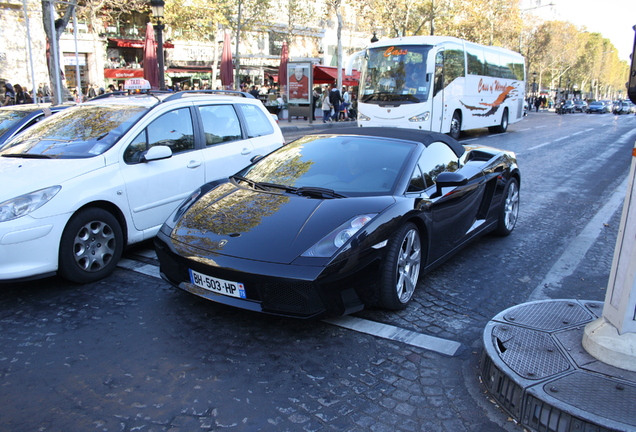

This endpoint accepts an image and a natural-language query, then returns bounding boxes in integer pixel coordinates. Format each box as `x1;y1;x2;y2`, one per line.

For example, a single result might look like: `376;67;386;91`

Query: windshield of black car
361;45;432;104
0;109;30;137
0;104;148;158
239;135;414;196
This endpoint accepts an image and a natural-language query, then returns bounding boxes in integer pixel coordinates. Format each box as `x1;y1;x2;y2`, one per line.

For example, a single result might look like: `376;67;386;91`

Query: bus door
431;50;445;133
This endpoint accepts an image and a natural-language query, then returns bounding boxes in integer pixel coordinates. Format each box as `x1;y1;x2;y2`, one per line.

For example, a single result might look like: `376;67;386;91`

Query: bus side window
434;51;444;96
444;48;465;87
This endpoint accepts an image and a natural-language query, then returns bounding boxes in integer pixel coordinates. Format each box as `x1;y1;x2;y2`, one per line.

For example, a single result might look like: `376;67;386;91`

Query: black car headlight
301;214;376;258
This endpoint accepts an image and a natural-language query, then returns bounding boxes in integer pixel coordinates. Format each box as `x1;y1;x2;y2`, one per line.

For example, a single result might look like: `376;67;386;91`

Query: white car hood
0;156;106;201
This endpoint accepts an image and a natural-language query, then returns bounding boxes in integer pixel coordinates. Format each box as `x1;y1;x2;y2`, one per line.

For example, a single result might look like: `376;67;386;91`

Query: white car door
197;104;256;182
120;107;205;232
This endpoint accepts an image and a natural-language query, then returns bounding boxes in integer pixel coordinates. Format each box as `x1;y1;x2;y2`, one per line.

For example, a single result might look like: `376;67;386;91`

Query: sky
527;0;635;63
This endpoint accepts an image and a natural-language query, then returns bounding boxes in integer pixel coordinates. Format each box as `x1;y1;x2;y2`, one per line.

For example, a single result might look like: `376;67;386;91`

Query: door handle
187;160;202;169
241;147;252;155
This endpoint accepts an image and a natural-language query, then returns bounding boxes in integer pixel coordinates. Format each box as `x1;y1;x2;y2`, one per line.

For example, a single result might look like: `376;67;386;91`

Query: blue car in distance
586;101;609;114
0;104;72;147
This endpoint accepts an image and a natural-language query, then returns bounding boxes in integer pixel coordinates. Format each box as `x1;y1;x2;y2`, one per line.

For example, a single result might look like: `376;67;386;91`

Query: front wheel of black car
379;222;422;310
494;178;519;236
58;208;124;283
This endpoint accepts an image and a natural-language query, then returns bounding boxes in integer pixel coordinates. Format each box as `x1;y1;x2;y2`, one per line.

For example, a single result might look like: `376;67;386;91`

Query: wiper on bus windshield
361;92;421;104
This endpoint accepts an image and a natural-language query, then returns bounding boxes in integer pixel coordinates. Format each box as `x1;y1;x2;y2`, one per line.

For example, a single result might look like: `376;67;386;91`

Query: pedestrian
321;87;332;123
276;92;285;119
2;82;15;106
311;87;320;121
14;84;32;104
87;84;97;99
339;86;350;121
328;83;342;122
249;85;259;98
534;97;541;112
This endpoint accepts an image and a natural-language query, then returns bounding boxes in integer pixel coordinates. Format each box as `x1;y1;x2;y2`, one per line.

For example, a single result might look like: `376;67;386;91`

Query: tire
58;208;124;283
448;111;461;140
494;178;519;236
379;222;422;310
489;108;508;133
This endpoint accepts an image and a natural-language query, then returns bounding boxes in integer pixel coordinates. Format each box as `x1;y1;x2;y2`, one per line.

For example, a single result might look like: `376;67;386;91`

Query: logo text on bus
384;47;408;57
478;78;512;94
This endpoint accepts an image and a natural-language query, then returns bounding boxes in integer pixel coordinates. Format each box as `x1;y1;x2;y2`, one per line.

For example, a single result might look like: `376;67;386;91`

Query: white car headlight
302;214;376;258
409;112;430;122
0;186;61;222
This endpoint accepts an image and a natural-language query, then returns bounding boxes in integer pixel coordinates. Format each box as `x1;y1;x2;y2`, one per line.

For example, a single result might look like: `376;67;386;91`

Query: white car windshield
0;104;148;158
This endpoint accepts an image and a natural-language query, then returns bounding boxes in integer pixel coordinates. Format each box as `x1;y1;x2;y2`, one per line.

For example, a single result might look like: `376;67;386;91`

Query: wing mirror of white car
142;145;173;162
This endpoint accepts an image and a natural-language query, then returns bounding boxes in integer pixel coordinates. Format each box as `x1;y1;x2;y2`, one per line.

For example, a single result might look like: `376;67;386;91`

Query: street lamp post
150;0;166;90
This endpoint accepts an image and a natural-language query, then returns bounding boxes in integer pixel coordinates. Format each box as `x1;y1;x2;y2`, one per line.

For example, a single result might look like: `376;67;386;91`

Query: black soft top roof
314;127;465;158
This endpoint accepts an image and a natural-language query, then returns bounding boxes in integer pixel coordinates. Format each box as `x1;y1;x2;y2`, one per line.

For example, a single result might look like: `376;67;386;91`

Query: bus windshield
361;45;433;104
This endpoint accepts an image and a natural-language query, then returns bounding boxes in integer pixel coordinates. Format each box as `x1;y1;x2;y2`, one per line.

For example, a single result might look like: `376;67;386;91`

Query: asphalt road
1;110;635;432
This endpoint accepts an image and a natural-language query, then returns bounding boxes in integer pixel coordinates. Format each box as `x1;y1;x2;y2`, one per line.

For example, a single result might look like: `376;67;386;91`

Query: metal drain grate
503;301;593;331
492;325;571;380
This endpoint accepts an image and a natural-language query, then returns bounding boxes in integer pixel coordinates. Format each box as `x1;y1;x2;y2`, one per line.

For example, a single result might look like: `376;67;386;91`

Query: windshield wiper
231;175;268;190
362;92;422;104
294;186;346;199
1;153;53;159
258;183;345;199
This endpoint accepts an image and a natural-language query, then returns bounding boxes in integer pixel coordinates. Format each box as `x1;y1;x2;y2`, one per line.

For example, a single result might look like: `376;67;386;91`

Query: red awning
313;65;359;86
104;68;144;79
108;38;174;49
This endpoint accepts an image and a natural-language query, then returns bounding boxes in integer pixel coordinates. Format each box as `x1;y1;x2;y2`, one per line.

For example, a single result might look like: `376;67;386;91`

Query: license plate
188;269;246;299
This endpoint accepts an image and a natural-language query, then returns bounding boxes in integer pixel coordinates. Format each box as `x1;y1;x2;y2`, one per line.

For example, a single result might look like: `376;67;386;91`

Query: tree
42;0;76;103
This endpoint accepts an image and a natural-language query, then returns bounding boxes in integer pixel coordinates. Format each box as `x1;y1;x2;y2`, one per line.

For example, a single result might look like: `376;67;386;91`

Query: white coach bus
348;36;526;139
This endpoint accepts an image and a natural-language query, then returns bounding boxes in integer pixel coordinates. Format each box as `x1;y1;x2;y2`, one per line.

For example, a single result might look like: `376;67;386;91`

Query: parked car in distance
561;100;575;113
617;100;634;114
0;88;284;284
573;100;587;112
155;127;520;319
586;101;610;113
0;103;73;146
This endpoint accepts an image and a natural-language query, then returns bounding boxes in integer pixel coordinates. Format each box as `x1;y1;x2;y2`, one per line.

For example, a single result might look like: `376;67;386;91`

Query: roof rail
163;90;255;102
88;91;128;101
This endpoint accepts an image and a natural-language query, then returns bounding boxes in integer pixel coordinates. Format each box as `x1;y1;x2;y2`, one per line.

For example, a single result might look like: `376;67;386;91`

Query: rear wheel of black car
494;178;519;236
58;208;124;283
379;222;422;310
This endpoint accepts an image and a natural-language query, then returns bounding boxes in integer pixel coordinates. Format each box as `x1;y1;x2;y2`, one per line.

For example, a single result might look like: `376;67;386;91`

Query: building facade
1;0;370;97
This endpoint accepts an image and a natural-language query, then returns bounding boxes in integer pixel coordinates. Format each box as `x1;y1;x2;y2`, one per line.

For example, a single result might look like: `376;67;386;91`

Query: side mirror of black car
435;171;468;197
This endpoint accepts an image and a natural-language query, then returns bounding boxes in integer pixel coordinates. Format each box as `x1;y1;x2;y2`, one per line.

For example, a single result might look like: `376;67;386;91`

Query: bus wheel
449;111;461;140
489;108;508;133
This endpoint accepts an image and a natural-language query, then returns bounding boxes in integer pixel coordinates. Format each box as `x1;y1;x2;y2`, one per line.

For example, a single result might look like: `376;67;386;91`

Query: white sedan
0;90;284;283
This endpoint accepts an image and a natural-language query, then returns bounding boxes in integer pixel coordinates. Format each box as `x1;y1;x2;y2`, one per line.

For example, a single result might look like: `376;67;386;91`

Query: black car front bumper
154;232;383;319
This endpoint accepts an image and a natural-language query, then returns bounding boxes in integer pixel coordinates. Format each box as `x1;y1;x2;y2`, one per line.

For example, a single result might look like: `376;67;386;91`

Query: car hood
0;156;106;200
171;182;396;264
